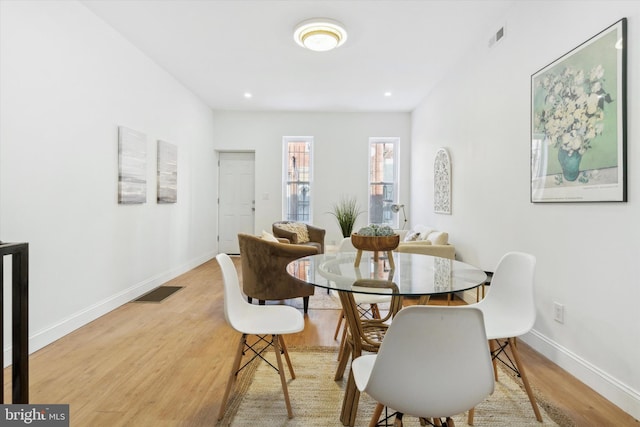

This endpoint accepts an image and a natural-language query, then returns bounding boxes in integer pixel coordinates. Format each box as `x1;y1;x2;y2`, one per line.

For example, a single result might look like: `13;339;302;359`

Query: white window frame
368;137;400;227
282;136;314;223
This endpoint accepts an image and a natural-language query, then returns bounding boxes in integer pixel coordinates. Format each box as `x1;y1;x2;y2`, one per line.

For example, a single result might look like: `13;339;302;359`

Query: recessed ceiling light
384;92;392;97
294;18;347;52
244;92;252;99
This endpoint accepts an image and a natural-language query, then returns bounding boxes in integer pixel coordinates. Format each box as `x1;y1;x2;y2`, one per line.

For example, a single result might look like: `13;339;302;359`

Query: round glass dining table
286;251;487;297
287;251;487;426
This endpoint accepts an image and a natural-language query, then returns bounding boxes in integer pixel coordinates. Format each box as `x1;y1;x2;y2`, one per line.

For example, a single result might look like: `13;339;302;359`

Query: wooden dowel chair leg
509;337;543;422
467;408;475;425
278;335;295;379
217;333;247;420
272;334;294;418
489;340;499;381
369;403;384;427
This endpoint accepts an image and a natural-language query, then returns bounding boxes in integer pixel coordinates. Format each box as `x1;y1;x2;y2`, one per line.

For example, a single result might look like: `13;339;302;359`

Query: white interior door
218;152;255;254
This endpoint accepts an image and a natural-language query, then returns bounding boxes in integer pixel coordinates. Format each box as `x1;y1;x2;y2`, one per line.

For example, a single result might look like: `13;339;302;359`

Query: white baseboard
522;329;640;420
3;251;216;368
461;289;639;420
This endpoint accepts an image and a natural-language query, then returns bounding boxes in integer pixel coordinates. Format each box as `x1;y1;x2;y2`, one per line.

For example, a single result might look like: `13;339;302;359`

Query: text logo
1;405;69;426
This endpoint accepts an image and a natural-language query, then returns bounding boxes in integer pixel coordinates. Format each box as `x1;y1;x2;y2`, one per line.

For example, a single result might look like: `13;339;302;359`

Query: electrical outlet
553;302;565;324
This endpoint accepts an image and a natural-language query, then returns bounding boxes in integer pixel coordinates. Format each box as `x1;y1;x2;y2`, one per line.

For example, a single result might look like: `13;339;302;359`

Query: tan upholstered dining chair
272;221;325;254
237;233;318;313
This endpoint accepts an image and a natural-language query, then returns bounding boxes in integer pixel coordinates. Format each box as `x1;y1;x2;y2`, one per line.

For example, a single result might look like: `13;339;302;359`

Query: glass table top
287;251;487;297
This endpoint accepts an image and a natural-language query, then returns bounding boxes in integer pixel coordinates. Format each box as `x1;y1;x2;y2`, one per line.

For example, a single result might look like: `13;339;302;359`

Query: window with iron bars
369;138;399;227
283;137;313;223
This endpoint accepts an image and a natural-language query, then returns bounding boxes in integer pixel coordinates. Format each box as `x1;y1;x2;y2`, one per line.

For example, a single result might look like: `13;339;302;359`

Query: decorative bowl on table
350;225;400;268
350;233;400;252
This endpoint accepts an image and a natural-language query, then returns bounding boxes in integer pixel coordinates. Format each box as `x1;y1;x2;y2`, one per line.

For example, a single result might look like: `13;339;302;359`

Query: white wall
0;1;217;362
411;1;640;418
212;111;411;245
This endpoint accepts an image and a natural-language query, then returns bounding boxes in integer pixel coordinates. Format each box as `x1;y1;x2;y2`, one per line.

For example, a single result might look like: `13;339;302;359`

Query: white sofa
395;225;455;259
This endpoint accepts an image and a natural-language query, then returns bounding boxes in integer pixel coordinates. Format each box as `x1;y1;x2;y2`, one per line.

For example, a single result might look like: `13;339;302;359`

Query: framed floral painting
531;18;627;203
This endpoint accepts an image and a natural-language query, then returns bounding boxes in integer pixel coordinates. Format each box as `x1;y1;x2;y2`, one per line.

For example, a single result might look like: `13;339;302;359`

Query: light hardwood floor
3;258;637;426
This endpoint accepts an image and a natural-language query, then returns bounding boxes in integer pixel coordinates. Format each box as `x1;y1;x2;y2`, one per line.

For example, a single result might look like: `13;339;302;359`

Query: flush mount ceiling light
294;18;347;52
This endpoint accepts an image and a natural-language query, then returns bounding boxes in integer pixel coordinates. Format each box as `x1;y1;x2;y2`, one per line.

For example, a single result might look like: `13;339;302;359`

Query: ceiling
81;0;514;112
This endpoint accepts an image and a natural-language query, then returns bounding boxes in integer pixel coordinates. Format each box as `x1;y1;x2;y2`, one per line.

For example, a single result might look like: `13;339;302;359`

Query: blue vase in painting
557;148;582;181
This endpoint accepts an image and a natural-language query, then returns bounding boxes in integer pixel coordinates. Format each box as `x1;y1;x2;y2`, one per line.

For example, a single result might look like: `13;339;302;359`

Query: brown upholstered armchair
237;233;318;313
272;221;326;254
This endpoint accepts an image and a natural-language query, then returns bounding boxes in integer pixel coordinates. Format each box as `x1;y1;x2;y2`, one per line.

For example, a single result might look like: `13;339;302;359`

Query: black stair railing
0;241;29;403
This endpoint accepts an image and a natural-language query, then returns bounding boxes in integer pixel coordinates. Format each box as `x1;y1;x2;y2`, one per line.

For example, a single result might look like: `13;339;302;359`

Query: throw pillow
427;231;449;245
277;222;310;243
414;225;435;241
404;231;421;242
261;230;280;243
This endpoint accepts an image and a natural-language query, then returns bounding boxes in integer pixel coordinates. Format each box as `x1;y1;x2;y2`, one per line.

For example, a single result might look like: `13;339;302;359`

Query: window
368;137;399;227
283;136;313;222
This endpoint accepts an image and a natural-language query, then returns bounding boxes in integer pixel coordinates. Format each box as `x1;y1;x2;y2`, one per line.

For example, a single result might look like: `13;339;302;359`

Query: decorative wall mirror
434;148;451;214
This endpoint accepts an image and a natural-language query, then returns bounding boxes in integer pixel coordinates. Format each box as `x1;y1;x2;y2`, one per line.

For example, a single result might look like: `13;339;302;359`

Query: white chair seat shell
230;304;304;335
472;251;537;339
352;305;494;422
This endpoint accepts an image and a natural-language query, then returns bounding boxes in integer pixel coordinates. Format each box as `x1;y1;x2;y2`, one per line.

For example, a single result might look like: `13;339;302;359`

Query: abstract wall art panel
157;140;177;203
118;126;147;204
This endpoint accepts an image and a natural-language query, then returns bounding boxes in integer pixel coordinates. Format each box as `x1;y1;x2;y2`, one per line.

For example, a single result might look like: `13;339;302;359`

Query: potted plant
328;196;362;238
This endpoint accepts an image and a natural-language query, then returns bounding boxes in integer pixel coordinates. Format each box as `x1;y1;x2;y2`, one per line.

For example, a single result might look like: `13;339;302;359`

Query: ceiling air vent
488;25;506;47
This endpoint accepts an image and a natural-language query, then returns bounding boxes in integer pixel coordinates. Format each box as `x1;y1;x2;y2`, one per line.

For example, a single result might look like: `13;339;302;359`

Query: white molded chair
468;251;542;424
216;253;304;420
352;305;494;427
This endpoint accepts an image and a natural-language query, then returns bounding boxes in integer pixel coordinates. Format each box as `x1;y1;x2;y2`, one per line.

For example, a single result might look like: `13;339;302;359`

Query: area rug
217;347;574;427
132;286;183;303
263;291;343;310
